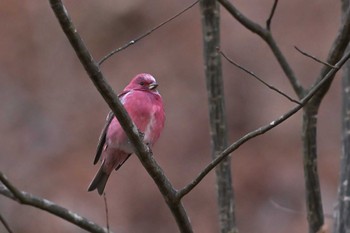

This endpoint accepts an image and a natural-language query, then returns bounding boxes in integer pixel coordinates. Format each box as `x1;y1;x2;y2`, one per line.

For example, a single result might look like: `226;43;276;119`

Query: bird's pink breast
106;89;165;153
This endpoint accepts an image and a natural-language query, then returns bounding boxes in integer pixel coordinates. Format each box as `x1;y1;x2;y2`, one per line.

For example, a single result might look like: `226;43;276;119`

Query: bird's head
125;73;159;92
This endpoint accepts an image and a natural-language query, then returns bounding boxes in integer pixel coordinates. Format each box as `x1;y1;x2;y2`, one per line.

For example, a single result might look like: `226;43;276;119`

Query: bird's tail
88;164;110;195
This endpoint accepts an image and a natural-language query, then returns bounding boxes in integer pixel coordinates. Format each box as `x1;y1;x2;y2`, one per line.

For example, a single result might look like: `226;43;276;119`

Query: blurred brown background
0;0;342;232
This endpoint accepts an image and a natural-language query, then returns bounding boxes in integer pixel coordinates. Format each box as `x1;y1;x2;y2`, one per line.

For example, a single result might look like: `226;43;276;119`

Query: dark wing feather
94;90;130;164
93;111;114;164
115;153;132;171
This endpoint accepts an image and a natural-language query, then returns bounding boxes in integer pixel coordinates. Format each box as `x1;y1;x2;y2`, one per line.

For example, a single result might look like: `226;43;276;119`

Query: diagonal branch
178;49;350;199
48;1;192;232
0;212;13;233
0;172;110;233
98;0;200;65
294;46;338;69
310;5;350;106
219;48;301;104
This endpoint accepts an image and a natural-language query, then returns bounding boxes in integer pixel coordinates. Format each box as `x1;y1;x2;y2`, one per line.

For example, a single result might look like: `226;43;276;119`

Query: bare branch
0;172;110;233
218;0;305;97
269;199;303;216
48;1;192;232
294;46;338;69
0;213;13;233
178;49;350;198
266;0;279;30
98;0;200;65
219;48;301;105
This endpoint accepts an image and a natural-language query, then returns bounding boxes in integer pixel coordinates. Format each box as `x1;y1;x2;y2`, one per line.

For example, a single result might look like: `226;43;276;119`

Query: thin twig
0;213;14;233
0;172;110;233
98;0;200;65
294;46;338;69
269;199;334;219
103;193;110;233
219;48;301;105
269;199;303;216
266;0;279;30
177;49;350;199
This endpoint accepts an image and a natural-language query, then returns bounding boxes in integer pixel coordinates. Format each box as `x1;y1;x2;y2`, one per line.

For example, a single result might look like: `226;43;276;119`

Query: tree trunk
302;106;324;233
200;1;238;232
334;2;350;233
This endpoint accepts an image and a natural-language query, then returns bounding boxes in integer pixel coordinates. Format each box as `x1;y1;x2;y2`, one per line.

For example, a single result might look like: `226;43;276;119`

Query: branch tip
294;46;338;69
266;0;279;30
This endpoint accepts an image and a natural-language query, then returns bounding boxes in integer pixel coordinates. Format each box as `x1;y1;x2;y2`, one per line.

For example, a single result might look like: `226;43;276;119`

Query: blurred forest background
0;0;343;232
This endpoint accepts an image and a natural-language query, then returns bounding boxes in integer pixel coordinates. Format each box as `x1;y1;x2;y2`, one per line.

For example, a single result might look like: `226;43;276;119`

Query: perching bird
88;73;165;195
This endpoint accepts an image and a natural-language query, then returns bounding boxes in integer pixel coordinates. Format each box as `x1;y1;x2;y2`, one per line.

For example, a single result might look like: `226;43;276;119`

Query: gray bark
200;1;237;232
334;2;350;233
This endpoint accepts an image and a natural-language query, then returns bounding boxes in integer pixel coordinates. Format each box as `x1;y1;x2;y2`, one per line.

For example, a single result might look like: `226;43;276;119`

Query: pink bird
88;73;165;195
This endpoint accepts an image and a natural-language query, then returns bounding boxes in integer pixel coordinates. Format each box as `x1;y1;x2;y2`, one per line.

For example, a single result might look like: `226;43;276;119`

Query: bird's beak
149;82;158;90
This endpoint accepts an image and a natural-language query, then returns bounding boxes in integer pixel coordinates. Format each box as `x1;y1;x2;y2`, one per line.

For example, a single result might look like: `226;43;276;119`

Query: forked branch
178;50;350;198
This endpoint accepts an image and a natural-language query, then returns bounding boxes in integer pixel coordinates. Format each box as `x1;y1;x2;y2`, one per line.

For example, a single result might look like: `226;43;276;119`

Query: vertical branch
200;1;237;233
302;106;324;233
334;47;350;233
334;1;350;232
302;2;350;233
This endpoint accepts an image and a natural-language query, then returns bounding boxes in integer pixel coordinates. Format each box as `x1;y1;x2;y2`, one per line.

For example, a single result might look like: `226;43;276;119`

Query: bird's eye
140;81;145;86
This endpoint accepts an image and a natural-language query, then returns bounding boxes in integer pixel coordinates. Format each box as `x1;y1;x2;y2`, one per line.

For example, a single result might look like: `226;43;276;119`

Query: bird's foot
138;131;145;140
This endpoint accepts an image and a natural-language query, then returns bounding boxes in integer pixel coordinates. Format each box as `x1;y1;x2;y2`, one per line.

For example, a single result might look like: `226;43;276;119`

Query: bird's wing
94;90;131;164
93;111;114;164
